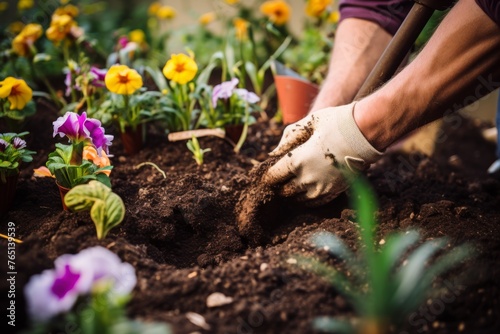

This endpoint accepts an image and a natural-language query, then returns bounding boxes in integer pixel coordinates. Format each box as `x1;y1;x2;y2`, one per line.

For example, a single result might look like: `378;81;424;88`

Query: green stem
234;103;249;153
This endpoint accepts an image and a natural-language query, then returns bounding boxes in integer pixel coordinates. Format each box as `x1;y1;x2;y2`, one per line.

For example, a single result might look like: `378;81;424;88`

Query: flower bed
1;102;500;333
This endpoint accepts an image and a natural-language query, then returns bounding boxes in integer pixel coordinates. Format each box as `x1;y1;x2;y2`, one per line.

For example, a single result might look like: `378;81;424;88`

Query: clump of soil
1;102;500;334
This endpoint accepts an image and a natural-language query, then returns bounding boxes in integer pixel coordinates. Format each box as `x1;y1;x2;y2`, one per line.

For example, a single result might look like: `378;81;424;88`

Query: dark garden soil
1;101;500;334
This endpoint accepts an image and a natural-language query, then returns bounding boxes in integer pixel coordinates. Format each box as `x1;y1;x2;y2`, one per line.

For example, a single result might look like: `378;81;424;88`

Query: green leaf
64;181;125;239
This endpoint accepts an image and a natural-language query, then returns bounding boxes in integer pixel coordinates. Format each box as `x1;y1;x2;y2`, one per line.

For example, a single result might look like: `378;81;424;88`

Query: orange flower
0;77;33;110
306;0;331;17
156;5;176;20
33;166;55;178
233;18;248;40
12;23;43;57
83;146;111;176
46;14;77;43
260;0;291;26
199;12;216;26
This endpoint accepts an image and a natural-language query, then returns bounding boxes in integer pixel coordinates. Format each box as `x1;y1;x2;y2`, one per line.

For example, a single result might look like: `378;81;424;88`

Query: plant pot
224;124;244;143
120;126;144;155
56;181;71;211
0;173;19;216
274;75;319;125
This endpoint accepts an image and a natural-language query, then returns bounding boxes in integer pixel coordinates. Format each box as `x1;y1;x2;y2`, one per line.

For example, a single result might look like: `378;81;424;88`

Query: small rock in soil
186;312;210;330
206;292;234;308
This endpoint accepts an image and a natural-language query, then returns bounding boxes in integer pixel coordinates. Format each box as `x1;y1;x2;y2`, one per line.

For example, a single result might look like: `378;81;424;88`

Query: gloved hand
263;102;383;206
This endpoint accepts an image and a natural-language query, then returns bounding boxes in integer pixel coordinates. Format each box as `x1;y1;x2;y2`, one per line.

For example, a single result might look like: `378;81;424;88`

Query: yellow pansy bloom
54;4;80;18
224;0;240;5
17;0;34;11
8;21;25;34
83;146;111;176
148;1;161;16
46;14;76;43
0;2;8;12
105;65;143;95
260;0;291;26
306;0;331;17
199;12;216;26
328;10;340;24
12;23;43;57
0;77;33;110
233;18;248;40
129;29;146;44
156;5;176;20
162;54;198;85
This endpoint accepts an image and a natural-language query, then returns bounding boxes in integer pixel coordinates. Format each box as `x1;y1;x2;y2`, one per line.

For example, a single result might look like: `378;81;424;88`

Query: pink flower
53;112;113;154
235;88;260;104
24;246;136;322
90;67;107;88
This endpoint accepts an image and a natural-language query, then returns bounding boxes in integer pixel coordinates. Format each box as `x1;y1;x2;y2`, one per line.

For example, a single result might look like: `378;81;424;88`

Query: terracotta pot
120;126;144;155
56;181;71;211
225;124;244;143
0;173;19;216
274;75;319;125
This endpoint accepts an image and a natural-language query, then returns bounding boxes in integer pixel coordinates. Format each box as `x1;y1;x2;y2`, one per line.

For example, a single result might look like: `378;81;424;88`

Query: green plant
186;135;211;166
64;180;125;239
0;131;35;182
299;177;473;334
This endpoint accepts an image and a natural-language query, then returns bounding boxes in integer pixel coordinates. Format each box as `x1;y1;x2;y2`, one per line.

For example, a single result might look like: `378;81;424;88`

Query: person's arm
356;0;500;151
310;18;392;110
265;0;500;205
310;0;412;111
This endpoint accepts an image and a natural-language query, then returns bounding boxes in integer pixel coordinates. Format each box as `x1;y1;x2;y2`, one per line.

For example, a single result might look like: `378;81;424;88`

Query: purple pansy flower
118;36;129;49
12;137;27;149
212;78;239;107
64;67;82;97
24;246;136;322
53;112;113;154
0;139;8;152
234;88;260;104
90;67;107;88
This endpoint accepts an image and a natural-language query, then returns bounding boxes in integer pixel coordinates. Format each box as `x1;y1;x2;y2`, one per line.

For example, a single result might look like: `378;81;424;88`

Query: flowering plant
0;76;35;122
162;53;199;131
0;132;35;182
34;111;113;189
23;246;169;333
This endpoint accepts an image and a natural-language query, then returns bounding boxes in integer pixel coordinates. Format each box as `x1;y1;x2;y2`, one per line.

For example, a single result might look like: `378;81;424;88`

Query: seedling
300;177;473;334
186;135;211;166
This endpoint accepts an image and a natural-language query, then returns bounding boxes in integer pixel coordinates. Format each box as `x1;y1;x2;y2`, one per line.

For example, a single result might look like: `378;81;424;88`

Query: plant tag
168;128;225;141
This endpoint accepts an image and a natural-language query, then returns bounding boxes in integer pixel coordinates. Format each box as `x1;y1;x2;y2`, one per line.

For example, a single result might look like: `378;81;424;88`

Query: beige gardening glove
264;102;383;206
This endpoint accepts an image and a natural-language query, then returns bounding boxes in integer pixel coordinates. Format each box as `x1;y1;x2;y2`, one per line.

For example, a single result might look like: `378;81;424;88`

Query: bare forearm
310;18;392;111
355;0;500;151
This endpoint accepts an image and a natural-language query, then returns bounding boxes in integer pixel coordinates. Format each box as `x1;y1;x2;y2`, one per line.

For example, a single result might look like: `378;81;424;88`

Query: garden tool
237;0;454;245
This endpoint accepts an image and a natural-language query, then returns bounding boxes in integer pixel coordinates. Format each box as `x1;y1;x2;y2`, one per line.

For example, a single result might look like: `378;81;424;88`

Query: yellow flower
46;14;76;43
148;1;161;16
129;29;146;44
0;77;33;110
12;23;43;57
260;0;291;26
199;12;216;26
60;0;70;4
54;4;80;18
83;146;111;176
17;0;34;11
328;10;340;24
156;5;176;20
8;21;25;34
162;53;198;85
233;18;248;40
224;0;240;5
306;0;331;17
0;2;8;12
105;65;143;95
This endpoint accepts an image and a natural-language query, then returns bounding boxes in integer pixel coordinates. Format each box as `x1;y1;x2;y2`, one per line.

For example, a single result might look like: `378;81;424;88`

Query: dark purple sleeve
339;0;413;35
475;0;500;26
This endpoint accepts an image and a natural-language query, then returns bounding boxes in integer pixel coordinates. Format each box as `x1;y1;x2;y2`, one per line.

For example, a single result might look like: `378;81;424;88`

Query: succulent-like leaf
65;181;125;239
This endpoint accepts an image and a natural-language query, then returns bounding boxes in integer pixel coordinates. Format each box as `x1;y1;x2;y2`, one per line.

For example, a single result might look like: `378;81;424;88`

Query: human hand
263;103;383;206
